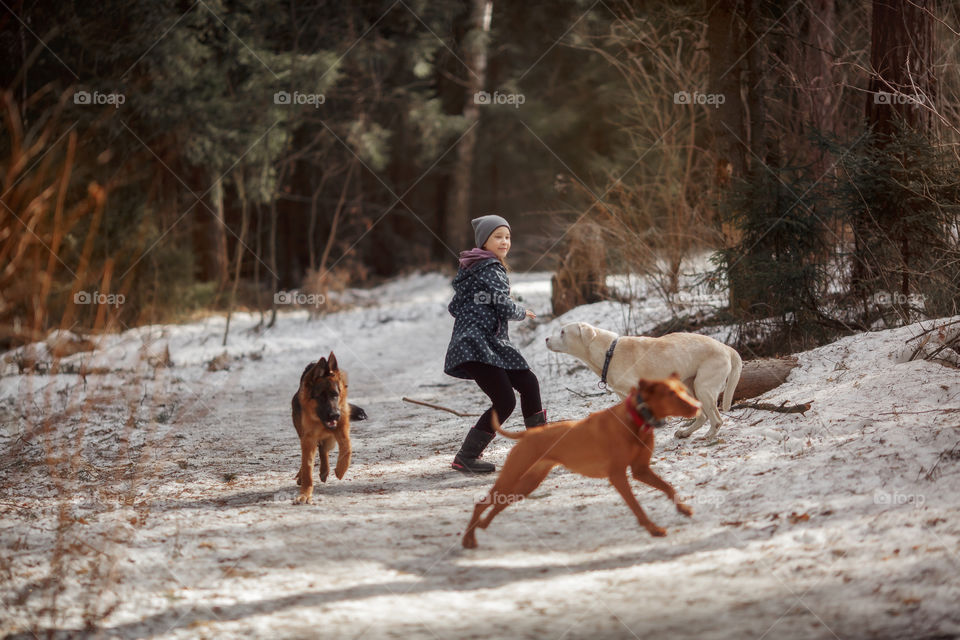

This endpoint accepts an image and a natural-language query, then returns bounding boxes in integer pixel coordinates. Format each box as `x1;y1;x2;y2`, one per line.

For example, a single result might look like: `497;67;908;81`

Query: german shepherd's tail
490;410;526;440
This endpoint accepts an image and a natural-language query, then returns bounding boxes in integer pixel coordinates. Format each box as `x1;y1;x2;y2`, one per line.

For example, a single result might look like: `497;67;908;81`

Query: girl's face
483;226;511;259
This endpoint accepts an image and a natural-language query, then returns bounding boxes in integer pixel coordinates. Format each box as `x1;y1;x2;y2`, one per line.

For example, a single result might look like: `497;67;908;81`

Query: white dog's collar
598;336;619;390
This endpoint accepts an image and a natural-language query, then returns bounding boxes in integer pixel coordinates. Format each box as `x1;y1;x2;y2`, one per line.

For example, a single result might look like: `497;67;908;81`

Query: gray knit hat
471;214;511;248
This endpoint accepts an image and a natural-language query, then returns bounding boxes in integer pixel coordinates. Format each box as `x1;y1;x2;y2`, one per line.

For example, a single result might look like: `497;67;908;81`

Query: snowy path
2;272;960;639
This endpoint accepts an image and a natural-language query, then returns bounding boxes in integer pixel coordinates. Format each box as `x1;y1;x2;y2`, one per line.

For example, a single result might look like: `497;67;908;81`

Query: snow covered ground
2;266;960;639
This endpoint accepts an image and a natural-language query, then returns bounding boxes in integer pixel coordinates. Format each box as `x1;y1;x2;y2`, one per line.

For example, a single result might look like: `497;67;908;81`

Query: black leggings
460;362;542;434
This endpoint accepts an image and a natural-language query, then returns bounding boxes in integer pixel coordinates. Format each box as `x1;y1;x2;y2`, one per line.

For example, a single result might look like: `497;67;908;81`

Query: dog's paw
647;526;667;537
462;535;478;549
320;471;329;483
676;502;693;517
674;429;691;439
293;493;313;505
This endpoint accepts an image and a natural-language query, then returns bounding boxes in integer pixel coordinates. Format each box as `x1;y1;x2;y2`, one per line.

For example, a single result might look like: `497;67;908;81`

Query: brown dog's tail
490;410;526;440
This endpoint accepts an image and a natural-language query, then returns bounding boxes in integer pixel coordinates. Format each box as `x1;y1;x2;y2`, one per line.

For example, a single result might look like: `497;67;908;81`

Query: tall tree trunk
744;0;768;177
319;160;356;277
801;0;836;177
308;170;331;271
707;0;748;313
254;200;264;330
209;177;229;288
267;163;286;329
707;0;746;181
223;171;249;346
864;0;935;139
444;0;492;252
267;194;278;328
782;0;838;276
855;0;935;300
433;174;451;260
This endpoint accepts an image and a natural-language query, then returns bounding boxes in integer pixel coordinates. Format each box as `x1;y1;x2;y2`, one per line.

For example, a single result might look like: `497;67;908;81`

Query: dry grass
552;6;721;310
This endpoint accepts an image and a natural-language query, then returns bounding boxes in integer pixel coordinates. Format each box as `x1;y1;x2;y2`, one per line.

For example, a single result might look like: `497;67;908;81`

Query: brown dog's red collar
626;394;664;431
626;400;650;431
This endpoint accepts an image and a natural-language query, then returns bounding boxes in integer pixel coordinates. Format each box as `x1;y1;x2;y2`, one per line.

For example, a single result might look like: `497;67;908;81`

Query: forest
1;0;958;353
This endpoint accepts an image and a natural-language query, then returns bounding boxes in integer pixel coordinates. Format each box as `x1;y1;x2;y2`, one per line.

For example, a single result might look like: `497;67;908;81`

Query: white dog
545;322;743;441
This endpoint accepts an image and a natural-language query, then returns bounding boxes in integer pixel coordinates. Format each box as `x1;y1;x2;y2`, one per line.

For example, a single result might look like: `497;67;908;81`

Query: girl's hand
525;309;536;319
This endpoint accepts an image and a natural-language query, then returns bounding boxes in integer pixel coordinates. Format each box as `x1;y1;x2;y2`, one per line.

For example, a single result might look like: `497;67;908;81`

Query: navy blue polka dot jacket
443;257;530;379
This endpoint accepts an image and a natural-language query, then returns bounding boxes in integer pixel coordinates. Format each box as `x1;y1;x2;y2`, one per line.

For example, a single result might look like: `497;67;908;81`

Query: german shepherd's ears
301;357;328;381
300;353;338;382
301;360;320;383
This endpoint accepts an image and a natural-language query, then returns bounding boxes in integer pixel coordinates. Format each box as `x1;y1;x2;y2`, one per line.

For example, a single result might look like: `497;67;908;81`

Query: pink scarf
458;248;498;269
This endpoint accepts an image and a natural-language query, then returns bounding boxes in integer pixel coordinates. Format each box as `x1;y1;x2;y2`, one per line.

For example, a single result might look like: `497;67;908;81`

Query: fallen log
733;356;799;401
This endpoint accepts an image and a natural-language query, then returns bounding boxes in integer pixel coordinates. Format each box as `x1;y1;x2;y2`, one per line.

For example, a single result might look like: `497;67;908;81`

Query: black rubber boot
452;428;496;473
524;410;547;428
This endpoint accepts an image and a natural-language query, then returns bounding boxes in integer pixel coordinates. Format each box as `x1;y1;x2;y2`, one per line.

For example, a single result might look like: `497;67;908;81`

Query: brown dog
462;375;701;548
292;352;367;504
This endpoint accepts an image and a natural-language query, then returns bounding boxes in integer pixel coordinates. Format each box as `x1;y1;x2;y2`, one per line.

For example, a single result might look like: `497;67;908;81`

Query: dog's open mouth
324;419;338;429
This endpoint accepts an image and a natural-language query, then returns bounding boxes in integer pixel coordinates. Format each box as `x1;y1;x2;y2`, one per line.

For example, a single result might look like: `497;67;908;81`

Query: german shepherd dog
292;352;367;504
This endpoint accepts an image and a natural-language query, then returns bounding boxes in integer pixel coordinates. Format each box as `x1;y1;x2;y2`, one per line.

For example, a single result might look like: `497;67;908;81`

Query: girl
444;215;546;473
